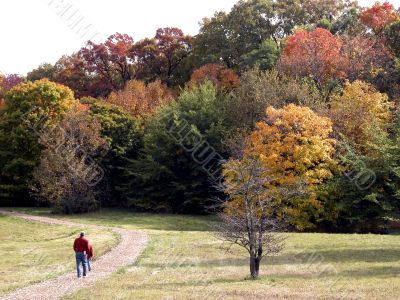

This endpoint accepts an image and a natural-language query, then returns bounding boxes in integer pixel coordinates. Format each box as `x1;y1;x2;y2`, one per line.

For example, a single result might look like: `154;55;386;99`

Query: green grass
4;208;400;299
0;213;118;296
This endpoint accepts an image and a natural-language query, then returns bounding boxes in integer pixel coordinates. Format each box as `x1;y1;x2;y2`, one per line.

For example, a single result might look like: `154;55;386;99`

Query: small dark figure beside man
73;231;94;278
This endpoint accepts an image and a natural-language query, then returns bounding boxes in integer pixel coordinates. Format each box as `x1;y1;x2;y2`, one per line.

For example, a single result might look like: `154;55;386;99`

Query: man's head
80;231;85;237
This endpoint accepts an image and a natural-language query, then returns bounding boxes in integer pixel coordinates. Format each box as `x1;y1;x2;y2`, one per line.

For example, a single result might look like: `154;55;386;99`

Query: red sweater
73;237;89;253
87;244;94;259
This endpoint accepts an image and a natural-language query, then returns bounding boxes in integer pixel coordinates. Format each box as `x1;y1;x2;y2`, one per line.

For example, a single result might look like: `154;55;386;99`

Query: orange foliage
0;98;6;110
360;1;398;33
188;64;240;90
0;75;4;99
244;104;336;229
107;80;173;119
279;28;344;84
75;101;90;112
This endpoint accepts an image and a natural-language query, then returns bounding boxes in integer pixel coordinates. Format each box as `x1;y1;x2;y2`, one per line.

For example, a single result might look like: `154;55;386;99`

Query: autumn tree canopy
2;0;400;232
0;73;24;99
79;33;135;92
187;63;240;90
244;104;337;229
360;1;398;33
107;80;173;120
385;19;400;57
279;28;343;90
339;35;393;81
229;68;322;130
31;108;108;213
329;80;393;153
26;63;57;82
131;27;192;86
0;79;75;205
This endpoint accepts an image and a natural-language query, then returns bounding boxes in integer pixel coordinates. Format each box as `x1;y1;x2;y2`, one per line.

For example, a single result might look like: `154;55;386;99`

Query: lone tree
213;157;303;279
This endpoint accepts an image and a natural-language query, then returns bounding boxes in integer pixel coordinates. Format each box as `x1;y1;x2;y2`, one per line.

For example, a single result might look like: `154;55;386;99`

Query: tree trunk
249;255;260;279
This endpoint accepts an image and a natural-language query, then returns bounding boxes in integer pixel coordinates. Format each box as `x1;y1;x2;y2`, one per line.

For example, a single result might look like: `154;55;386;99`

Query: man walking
73;231;90;278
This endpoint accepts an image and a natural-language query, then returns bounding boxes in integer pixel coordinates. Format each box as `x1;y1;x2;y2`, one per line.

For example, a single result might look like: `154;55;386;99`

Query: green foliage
331;7;363;34
194;0;279;70
385;20;400;58
319;121;400;233
229;68;322;129
0;79;75;205
317;18;332;31
2;0;400;231
84;98;141;156
119;82;230;213
238;39;279;71
194;0;360;72
26;63;57;82
82;98;143;206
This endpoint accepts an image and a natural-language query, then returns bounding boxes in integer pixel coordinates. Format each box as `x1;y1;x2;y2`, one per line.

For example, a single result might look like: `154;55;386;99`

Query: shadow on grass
269;265;400;280
125;276;247;290
139;260;400;283
270;248;400;264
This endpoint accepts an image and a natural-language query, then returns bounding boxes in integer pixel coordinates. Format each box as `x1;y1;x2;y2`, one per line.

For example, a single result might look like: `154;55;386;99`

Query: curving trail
0;210;149;300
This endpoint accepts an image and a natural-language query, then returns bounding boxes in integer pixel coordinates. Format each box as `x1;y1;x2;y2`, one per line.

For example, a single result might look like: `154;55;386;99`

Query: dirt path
0;210;149;300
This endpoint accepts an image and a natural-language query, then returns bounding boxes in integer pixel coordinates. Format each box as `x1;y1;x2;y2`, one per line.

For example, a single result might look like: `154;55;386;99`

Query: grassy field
0;213;118;296
2;208;400;299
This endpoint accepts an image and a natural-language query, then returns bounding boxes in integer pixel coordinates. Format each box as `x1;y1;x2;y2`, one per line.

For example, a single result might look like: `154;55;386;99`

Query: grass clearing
0;213;118;296
3;208;400;299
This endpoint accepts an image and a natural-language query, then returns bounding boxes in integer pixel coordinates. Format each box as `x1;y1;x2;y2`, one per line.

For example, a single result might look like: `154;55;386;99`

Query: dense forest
1;0;400;233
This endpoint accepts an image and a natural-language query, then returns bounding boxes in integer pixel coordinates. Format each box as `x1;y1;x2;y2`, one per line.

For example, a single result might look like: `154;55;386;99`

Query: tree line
0;0;400;233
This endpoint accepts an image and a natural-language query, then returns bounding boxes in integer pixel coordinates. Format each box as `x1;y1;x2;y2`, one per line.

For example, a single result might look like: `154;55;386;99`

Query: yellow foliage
6;79;75;114
329;80;393;154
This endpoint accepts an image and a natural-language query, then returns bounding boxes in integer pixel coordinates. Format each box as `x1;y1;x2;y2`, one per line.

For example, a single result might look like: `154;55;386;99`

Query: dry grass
63;231;400;299
4;208;400;299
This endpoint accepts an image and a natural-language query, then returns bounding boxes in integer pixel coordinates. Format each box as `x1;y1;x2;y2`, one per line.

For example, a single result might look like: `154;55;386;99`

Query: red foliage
339;35;393;81
3;74;24;90
279;28;344;85
79;33;135;91
360;1;398;33
54;54;104;98
188;64;240;90
0;73;24;99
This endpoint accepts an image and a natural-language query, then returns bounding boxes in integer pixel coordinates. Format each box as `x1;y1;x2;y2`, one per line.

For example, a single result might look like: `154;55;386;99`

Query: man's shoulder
74;237;88;243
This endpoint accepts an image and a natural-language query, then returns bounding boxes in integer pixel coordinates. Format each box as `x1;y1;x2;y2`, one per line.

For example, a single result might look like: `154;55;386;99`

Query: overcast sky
0;0;398;75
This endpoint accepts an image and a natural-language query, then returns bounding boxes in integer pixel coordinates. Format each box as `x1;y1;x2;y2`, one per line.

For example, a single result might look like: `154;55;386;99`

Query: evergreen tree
81;97;143;206
118;82;230;213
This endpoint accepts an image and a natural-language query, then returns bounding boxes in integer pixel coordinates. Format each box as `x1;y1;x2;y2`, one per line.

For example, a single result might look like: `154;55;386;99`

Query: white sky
0;0;398;75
